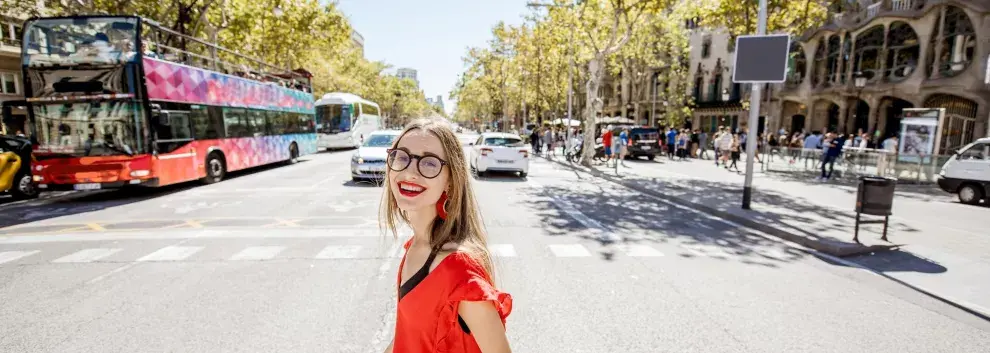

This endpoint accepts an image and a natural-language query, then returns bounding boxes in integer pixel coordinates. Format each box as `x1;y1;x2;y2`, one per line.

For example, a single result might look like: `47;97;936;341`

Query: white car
469;132;530;178
351;130;401;182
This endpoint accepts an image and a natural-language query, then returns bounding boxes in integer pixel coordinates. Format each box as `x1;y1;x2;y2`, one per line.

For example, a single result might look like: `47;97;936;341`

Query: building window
702;36;712;58
693;76;704;103
0;72;19;94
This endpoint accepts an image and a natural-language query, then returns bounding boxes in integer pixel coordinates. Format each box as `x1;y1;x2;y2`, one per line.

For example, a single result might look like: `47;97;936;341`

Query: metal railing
760;145;953;184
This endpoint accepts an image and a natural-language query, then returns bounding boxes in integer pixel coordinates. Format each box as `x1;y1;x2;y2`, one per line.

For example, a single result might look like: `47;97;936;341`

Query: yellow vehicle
1;135;39;200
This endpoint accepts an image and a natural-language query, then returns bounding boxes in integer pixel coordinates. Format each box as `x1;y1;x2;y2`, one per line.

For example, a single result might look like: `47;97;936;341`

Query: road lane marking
619;244;665;257
267;218;301;228
52;248;122;263
315;245;363;259
136;246;203;262
489;244;517;257
86;223;106;231
549;244;591;257
229;246;285;261
0;250;40;265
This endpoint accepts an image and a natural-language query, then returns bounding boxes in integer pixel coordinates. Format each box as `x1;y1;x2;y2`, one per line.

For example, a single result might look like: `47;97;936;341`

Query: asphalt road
2;135;989;353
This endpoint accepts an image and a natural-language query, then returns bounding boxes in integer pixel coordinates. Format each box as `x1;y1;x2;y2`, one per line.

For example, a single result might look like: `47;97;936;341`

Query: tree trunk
580;54;606;166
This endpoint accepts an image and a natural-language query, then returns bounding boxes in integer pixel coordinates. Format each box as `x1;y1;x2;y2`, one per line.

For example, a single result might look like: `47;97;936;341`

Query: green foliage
694;0;830;37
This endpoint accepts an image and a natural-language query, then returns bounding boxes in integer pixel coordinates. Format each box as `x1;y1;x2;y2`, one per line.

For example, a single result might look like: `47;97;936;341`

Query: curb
543;157;895;257
542;156;990;321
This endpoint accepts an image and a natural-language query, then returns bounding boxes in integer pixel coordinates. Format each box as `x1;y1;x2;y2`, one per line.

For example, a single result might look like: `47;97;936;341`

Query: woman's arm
459;301;511;353
383;339;393;353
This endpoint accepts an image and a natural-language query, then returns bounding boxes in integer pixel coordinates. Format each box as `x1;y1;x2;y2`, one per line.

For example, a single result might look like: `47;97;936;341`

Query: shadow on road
343;179;384;188
474;171;527;183
0;161;308;229
764;169;949;203
520;176;807;267
841;250;948;274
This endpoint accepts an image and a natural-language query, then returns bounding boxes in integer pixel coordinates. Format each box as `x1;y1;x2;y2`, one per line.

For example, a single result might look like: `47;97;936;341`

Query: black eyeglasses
386;148;448;179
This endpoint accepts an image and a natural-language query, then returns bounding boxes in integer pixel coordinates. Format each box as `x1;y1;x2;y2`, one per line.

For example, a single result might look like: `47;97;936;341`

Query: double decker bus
9;15;317;191
315;92;383;150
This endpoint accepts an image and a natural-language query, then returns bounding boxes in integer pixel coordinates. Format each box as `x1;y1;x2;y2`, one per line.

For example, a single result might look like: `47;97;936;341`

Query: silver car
351;130;401;182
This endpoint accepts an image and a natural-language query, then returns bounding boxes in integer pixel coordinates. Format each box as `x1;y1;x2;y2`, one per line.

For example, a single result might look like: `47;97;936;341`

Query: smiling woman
378;118;512;353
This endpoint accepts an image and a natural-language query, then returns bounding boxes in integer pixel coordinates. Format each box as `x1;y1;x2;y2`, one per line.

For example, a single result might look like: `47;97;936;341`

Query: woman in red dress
379;118;512;353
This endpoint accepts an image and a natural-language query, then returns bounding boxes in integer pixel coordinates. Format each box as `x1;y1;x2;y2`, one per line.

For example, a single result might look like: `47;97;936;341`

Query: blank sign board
732;34;791;83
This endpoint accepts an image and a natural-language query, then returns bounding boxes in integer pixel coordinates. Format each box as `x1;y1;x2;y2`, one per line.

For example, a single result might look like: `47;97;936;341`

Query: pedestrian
717;127;733;167
601;127;613;166
618;127;630;167
818;132;843;181
665;127;677;160
728;134;741;172
698;129;709;160
380;118;512;353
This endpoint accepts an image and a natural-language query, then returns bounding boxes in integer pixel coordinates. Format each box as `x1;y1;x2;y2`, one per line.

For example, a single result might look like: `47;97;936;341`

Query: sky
336;0;532;115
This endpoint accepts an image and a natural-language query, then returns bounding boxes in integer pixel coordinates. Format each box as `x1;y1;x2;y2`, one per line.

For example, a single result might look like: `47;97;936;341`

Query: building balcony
807;0;940;40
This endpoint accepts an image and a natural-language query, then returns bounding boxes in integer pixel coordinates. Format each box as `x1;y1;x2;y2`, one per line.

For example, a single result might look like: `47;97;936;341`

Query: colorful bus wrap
17;16;316;191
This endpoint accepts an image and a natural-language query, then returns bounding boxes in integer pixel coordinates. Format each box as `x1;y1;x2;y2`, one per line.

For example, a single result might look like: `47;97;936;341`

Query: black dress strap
398;249;439;300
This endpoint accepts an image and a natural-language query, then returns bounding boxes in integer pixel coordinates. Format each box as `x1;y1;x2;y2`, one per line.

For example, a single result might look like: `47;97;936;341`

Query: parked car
469;132;530;178
625;127;661;160
0;135;40;199
350;130;401;182
937;137;990;204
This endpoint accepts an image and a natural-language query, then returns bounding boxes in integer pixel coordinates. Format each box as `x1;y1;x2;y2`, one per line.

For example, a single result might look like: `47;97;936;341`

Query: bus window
223;108;249;138
247;109;266;136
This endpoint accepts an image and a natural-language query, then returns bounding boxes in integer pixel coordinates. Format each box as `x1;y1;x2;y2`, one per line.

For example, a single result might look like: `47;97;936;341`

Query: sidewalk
546;154;990;319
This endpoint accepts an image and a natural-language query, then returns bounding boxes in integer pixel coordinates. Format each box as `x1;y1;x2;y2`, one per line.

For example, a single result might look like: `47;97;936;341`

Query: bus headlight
130;170;150;177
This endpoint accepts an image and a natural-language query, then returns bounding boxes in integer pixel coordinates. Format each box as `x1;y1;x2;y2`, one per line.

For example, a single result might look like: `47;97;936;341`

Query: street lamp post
741;0;768;210
851;71;867;134
650;73;658;127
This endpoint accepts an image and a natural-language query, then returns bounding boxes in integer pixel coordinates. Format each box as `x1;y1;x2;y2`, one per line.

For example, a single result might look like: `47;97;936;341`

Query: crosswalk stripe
620;244;664;257
136;246;203;262
0;250;40;265
548;244;591;257
681;244;735;259
315;245;363;259
489;244;516;257
52;248;122;263
229;246;285;261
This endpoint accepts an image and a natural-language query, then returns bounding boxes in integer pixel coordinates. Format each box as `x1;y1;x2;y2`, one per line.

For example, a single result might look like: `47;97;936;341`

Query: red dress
393;239;513;353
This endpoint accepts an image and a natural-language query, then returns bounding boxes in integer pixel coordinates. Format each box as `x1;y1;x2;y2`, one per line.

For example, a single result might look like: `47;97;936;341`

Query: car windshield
363;134;396;147
485;137;524;147
23;17;139;67
30;101;145;156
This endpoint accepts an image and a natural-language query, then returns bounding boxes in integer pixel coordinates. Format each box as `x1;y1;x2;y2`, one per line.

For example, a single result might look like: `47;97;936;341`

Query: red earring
436;191;449;220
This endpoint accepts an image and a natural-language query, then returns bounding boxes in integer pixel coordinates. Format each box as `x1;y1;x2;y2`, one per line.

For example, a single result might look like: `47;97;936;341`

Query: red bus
6;16;318;192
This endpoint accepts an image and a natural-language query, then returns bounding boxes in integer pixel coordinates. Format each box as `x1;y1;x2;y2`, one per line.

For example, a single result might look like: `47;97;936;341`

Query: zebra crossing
0;242;795;266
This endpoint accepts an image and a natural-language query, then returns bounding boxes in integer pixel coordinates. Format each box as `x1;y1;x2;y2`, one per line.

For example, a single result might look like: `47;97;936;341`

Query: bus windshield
30;101;145;156
316;104;352;134
23;17;139;67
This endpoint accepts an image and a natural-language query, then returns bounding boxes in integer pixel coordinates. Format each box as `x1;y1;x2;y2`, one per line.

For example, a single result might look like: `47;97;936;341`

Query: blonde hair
378;118;496;281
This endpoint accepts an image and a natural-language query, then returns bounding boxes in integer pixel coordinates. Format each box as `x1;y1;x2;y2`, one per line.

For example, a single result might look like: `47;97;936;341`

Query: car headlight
352;155;363;164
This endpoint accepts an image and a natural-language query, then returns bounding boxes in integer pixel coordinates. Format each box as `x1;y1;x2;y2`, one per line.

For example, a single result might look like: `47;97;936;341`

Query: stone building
769;0;990;152
0;14;26;135
683;21;750;134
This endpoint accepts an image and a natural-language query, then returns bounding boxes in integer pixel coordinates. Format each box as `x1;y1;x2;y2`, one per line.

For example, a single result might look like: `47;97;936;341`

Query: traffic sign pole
741;0;769;210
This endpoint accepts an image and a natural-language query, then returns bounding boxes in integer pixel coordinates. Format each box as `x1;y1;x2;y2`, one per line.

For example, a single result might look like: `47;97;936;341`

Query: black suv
613;127;661;160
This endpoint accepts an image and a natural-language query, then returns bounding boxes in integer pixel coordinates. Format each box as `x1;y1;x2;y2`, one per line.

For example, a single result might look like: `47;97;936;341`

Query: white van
937;137;990;204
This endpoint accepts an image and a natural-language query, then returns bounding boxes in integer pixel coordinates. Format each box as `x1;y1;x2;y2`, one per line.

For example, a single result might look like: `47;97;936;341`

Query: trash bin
856;176;896;216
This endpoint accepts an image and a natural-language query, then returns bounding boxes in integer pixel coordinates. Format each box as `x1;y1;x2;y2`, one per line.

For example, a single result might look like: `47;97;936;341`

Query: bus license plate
74;183;102;190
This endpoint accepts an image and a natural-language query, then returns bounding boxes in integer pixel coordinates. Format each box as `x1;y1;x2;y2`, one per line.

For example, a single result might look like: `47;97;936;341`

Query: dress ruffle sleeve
434;252;512;352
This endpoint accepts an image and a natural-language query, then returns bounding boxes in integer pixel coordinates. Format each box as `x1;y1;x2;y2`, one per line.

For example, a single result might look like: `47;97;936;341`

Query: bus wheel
287;143;299;164
202;153;226;184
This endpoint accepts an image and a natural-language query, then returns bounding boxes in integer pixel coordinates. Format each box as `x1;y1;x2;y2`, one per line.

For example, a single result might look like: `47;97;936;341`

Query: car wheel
202;153;226;184
11;172;39;200
957;184;984;205
647;155;655;161
519;172;527;178
352;176;362;182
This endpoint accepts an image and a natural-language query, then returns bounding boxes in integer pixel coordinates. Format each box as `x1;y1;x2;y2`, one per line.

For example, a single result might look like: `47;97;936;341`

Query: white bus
315;92;383;150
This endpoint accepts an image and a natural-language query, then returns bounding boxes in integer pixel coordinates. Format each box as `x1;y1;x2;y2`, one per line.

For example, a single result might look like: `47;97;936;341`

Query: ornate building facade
769;0;990;152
